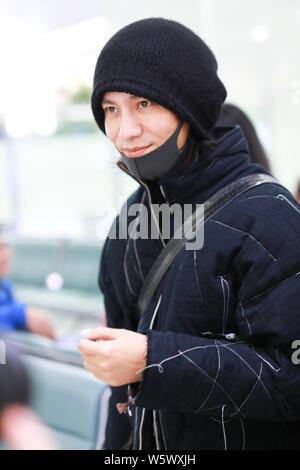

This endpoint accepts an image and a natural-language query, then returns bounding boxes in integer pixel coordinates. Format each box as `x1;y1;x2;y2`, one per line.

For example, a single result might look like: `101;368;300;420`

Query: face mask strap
119;119;189;180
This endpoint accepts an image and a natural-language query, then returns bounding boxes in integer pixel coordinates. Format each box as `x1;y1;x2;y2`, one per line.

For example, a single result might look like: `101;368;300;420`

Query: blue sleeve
0;279;27;330
1;279;14;301
0;302;27;330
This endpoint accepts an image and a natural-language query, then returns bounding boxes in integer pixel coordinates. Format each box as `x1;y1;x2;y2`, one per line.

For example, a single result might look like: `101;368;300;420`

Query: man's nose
118;113;142;141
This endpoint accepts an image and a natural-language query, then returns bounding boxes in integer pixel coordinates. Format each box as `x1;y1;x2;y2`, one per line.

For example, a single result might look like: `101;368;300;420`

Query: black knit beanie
91;18;227;141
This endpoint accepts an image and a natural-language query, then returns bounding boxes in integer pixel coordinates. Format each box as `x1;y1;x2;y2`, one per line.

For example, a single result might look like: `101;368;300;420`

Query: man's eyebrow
101;95;143;106
101;99;115;106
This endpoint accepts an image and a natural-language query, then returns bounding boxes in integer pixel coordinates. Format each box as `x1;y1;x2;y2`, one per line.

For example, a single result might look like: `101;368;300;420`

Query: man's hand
78;327;147;386
26;307;56;340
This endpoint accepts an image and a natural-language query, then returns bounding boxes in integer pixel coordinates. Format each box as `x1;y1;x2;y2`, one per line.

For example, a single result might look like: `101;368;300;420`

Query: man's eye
104;106;116;114
139;100;150;109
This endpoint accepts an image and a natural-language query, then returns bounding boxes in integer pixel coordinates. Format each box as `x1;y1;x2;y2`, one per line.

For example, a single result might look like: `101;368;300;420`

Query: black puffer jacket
100;126;300;450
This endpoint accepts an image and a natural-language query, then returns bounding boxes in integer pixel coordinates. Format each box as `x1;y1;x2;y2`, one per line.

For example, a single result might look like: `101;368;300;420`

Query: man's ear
177;122;190;150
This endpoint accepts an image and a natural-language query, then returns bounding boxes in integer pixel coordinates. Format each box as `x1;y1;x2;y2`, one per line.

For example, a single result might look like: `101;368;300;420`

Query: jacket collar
119;125;269;205
156;125;269;205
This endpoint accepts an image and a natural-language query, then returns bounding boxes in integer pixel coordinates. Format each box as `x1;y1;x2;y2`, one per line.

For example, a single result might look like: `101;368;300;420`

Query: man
0;236;55;339
79;18;300;450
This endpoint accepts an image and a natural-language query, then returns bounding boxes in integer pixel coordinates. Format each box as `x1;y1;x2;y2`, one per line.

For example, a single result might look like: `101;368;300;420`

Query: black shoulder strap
137;173;279;316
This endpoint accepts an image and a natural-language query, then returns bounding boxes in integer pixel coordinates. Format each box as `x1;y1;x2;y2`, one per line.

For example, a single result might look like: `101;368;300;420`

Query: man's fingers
80;326;122;341
78;338;102;355
78;337;114;357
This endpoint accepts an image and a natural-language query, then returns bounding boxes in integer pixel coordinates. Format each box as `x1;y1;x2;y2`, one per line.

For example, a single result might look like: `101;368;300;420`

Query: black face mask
119;121;191;181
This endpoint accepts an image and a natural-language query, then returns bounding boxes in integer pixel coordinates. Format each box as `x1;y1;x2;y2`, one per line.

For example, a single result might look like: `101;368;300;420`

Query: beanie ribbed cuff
92;77;212;140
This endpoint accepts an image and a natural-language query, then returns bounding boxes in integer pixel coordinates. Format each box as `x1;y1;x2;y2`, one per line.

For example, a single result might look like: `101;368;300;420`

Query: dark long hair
216;103;272;172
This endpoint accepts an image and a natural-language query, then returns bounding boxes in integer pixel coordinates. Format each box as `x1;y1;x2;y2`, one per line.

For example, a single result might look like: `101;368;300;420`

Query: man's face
101;92;189;158
0;240;11;278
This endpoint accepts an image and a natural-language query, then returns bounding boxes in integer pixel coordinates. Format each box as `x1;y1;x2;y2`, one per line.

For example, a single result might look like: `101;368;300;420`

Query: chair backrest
59;242;101;293
9;239;60;287
2;331;110;450
25;354;110;449
8;238;102;294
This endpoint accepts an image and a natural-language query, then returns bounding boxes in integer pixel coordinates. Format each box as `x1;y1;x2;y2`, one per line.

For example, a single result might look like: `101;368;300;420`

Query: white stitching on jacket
220;276;230;334
276;194;300;214
234;194;278;205
179;347;243;417
210;219;278;262
193;250;204;304
196;341;221;413
251;349;281;372
218;342;273;402
239;302;253;335
243;271;300;304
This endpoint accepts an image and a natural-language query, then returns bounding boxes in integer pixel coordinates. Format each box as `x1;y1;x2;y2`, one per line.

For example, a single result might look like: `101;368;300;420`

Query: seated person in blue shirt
0;237;55;339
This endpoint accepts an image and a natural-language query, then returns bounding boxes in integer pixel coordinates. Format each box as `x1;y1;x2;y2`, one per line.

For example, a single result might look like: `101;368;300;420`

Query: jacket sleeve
135;194;300;422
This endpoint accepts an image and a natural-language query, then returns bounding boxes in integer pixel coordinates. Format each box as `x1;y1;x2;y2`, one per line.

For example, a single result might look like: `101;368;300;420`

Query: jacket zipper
150;295;163;450
117;161;166;247
137;294;163;450
160;184;175;215
153;410;161;450
138;408;146;450
140;180;166;247
158;410;168;449
118;161;166;449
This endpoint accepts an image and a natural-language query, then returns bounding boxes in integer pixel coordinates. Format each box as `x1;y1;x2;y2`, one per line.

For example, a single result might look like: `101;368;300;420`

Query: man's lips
122;145;152;157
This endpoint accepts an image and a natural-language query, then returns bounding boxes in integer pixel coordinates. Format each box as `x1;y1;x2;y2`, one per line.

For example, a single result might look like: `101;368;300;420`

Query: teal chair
9;238;61;287
8;238;104;323
2;332;110;450
26;355;110;449
61;242;102;294
47;241;103;316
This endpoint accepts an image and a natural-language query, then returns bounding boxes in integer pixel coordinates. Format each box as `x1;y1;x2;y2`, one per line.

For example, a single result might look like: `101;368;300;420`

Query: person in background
0;236;55;339
295;180;300;204
0;339;56;449
216;103;272;172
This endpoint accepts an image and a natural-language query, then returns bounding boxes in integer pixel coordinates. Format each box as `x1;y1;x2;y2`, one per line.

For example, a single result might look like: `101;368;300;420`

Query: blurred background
0;0;299;450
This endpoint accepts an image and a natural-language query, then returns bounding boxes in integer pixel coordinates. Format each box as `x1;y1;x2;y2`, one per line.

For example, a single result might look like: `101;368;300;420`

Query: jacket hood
156;125;270;205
